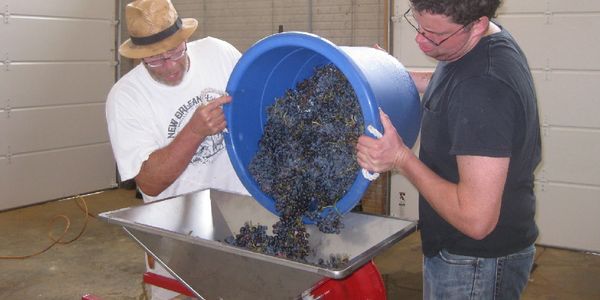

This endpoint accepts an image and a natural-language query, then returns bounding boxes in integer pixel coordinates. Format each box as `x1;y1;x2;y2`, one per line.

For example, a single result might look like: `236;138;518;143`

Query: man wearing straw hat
106;0;248;298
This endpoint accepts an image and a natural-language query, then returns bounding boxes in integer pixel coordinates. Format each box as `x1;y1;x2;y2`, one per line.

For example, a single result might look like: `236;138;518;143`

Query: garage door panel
541;128;600;186
498;1;549;13
0;63;114;108
6;104;108;154
499;0;600;13
0;144;116;211
1;0;114;19
546;1;600;12
0;17;114;61
497;15;600;70
0;116;6;155
535;183;600;252
1;1;117;210
0;157;7;205
534;71;600;128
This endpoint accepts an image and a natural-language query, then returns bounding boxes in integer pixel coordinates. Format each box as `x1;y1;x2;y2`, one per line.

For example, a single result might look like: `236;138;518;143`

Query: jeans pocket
438;249;479;265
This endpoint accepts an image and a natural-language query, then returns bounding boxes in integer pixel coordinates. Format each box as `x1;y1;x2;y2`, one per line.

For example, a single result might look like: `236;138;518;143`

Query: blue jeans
423;244;536;300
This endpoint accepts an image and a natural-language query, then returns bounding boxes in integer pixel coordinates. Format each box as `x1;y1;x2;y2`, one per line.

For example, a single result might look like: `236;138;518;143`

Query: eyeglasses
403;8;468;47
143;43;187;68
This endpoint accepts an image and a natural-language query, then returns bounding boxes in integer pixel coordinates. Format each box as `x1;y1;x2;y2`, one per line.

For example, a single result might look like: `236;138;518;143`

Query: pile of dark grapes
225;222;349;268
225;64;363;267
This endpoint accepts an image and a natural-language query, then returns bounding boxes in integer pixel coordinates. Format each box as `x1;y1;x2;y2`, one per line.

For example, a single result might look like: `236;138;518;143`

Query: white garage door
0;0;117;210
390;0;600;252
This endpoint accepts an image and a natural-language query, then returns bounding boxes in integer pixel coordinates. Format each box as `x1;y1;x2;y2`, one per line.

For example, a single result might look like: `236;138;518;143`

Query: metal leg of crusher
80;272;196;300
143;272;196;297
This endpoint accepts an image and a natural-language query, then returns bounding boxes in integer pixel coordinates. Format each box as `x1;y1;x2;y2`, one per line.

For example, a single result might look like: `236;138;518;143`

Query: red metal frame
143;272;196;297
136;260;385;299
310;260;387;300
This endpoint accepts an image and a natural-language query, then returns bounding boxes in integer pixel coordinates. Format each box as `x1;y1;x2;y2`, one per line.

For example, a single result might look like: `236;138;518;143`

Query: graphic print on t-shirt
166;88;225;165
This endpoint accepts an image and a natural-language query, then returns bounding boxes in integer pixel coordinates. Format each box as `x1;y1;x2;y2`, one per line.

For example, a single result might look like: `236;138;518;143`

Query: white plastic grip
361;125;383;181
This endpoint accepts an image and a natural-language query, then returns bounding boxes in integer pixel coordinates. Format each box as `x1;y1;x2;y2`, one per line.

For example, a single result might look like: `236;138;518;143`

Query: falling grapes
305;209;345;234
225;64;363;267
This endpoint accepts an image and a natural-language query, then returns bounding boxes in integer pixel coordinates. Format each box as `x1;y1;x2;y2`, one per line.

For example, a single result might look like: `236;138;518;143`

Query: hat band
130;18;183;46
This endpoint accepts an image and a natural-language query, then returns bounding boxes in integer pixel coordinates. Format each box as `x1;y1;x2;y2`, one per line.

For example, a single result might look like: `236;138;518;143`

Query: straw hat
119;0;198;59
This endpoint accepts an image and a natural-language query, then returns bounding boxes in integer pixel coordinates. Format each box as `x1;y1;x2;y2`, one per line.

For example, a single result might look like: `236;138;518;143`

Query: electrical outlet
397;192;406;207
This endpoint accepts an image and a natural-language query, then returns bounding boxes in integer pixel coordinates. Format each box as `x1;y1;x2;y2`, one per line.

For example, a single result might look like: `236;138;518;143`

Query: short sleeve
106;86;159;181
447;76;518;157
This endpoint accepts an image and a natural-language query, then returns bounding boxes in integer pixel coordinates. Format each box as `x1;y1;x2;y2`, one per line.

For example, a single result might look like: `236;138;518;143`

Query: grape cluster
305;209;345;234
226;64;363;266
224;222;273;254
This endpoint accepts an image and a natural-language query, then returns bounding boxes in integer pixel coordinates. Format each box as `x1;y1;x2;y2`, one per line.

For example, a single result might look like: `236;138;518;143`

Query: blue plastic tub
224;32;421;220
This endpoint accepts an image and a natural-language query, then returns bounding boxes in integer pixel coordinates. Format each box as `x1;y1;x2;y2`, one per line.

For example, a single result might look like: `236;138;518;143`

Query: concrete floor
1;188;599;299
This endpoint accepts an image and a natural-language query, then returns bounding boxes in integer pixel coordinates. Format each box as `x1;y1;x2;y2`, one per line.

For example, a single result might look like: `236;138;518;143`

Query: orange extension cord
0;195;92;260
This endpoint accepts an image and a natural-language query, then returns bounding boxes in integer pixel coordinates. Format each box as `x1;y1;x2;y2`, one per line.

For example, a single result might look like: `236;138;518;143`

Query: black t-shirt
419;26;540;258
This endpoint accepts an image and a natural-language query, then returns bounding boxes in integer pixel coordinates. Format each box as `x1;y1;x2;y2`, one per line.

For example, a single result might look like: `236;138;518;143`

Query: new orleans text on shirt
167;95;203;138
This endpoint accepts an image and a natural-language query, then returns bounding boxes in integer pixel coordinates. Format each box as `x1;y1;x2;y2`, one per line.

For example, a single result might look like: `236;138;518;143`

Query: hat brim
119;18;198;59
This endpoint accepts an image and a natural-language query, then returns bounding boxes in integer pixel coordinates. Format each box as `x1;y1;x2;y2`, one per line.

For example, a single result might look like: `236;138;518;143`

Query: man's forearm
135;125;206;196
134;97;230;197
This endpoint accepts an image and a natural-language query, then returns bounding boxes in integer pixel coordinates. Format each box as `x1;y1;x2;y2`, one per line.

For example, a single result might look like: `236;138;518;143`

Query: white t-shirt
106;37;249;202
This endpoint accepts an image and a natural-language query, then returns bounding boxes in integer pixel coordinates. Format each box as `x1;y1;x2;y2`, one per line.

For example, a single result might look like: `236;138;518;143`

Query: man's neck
485;22;501;37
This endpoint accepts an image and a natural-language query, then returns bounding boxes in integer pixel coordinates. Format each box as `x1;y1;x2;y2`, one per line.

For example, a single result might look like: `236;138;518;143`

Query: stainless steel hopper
99;189;416;299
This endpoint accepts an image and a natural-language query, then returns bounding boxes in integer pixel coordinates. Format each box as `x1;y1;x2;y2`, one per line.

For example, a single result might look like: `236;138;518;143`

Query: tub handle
361;125;383;181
